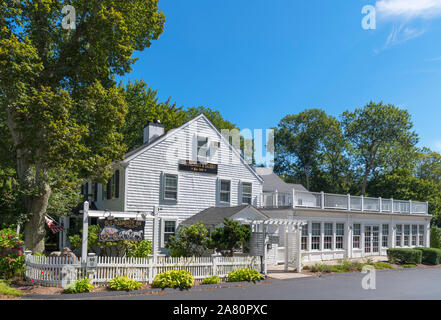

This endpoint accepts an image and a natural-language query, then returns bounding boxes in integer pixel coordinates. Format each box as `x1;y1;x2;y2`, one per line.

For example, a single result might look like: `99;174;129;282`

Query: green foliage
305;260;394;273
0;279;22;297
63;278;94;294
201;275;221;285
227;268;264;282
0;229;24;279
414;247;441;265
153;270;194;289
387;248;422;265
127;240;153;258
430;226;441;249
108;276;142;291
209;219;251;256
0;0;166;252
368;169;441;221
342;101;418;195
274;109;344;191
401;264;417;268
166;222;210;257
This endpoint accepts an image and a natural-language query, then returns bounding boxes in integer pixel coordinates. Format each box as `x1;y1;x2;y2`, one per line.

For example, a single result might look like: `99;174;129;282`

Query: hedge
414;247;441;265
430;226;441;249
387;248;422;265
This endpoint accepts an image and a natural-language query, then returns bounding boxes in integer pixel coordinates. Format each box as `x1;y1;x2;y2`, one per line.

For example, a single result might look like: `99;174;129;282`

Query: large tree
342;102;418;195
0;0;165;252
274;109;342;191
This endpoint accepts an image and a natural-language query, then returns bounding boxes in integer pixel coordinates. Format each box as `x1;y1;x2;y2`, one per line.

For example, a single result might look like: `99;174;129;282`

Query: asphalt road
69;266;441;300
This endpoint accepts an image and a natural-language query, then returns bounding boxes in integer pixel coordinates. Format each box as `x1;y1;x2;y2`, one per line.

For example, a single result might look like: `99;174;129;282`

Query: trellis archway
237;218;306;274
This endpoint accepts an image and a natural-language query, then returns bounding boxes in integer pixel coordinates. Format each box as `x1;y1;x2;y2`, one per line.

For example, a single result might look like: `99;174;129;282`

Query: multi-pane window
241;182;252;205
412;225;417;246
311;223;321;250
219;180;231;203
336;223;344;249
163;221;176;246
418;225;424;246
382;224;389;247
197;136;209;163
164;174;178;201
396;225;402;247
404;225;410;246
301;224;308;251
353;224;361;249
324;223;333;250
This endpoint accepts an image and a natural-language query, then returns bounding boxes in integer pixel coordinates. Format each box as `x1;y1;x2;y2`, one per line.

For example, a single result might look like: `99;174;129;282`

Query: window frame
301;224;308;251
161;219;177;247
353;223;361;249
219;179;231;204
311;222;321;251
323;223;333;250
382;224;389;248
396;224;402;247
336;223;344;250
241;182;252;205
163;173;178;202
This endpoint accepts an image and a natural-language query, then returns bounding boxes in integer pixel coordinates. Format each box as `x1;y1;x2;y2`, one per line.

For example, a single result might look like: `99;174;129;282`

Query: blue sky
119;0;441;153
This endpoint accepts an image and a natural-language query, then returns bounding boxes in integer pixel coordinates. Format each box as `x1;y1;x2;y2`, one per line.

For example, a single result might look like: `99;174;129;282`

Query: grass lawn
0;279;23;298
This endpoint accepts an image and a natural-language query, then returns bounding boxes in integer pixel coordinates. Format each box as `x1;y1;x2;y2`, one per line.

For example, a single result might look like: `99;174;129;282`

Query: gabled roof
253;166;307;193
122;114;263;183
181;205;268;227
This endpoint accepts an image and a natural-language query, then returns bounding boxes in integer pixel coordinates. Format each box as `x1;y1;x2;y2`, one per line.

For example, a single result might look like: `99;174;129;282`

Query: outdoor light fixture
104;210;114;220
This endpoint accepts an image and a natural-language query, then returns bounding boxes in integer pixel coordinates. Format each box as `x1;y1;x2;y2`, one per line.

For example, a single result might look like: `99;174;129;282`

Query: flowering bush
0;228;25;279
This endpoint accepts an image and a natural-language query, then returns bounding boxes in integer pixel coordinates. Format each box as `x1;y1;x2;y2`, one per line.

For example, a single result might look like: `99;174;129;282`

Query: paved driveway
88;266;441;300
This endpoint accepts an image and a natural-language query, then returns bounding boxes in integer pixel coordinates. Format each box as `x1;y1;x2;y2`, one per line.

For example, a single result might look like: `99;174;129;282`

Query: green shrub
0;279;22;297
402;264;417;268
430;226;441;249
227;268;264;282
387;248;422;265
63;278;94;294
414;247;441;265
153;270;194;289
372;262;394;270
0;228;25;279
308;264;332;273
108;276;143;291
127;240;153;258
201;276;221;285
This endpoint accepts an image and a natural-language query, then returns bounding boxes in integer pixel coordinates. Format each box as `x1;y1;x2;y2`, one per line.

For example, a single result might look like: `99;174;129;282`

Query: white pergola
236;218;306;274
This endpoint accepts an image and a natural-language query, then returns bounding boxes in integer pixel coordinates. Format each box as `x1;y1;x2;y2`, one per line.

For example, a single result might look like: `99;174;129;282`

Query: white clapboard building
80;114;432;263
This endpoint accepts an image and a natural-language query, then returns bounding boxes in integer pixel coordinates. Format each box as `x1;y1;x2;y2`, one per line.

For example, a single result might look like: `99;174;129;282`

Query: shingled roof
181;205;268;227
253;167;307;193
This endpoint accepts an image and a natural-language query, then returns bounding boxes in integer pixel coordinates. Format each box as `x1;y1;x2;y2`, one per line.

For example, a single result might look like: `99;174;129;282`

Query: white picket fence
24;254;261;287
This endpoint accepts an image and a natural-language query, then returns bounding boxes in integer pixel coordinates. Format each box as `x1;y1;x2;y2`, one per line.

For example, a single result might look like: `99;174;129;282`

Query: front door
364;225;379;255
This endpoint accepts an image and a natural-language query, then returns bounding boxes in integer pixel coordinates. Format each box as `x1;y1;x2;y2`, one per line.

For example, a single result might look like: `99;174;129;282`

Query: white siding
122;116;263;249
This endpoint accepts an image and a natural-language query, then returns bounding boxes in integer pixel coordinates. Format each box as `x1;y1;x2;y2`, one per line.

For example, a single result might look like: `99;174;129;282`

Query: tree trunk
6;108;51;253
20;160;51;253
361;166;371;196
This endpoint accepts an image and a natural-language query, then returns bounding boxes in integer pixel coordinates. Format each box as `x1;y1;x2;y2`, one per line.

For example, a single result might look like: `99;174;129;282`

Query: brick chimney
143;119;164;144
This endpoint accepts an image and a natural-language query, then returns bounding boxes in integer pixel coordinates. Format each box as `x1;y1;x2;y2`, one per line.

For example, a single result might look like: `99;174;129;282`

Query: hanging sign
98;219;145;242
178;160;218;174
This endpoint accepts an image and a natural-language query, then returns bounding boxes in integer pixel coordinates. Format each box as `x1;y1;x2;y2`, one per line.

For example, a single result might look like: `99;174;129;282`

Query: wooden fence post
81;201;89;263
